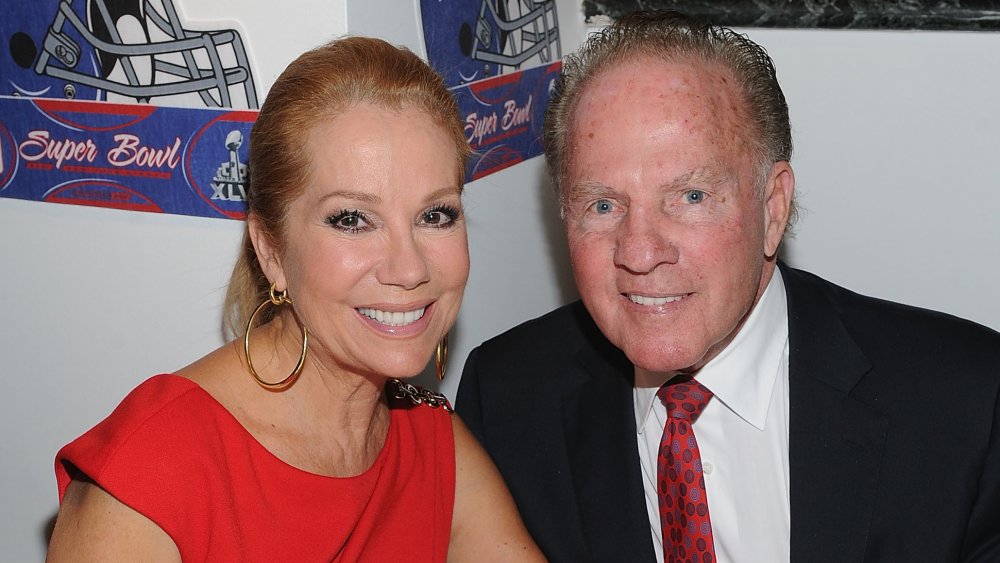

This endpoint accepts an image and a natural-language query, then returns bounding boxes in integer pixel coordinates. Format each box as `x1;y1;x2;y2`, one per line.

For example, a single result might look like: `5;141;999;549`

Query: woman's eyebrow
316;190;381;205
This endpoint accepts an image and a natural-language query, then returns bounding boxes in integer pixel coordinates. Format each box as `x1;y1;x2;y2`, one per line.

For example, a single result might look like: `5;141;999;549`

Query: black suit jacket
457;265;1000;562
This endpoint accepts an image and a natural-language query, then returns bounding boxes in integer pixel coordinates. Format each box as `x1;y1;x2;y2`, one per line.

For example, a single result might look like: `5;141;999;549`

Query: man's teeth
628;294;684;306
357;307;426;327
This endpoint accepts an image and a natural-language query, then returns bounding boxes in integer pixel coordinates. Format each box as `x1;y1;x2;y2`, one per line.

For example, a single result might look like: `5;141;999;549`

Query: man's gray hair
543;10;796;225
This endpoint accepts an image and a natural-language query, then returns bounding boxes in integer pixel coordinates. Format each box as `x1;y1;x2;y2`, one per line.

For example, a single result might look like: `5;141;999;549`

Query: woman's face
254;103;468;379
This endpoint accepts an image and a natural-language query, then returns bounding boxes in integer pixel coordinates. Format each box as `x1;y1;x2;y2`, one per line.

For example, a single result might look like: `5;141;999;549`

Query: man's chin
621;343;706;375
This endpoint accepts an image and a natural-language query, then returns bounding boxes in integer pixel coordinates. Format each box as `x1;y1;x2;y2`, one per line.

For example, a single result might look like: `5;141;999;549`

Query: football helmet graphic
3;0;258;108
421;0;561;87
459;0;560;72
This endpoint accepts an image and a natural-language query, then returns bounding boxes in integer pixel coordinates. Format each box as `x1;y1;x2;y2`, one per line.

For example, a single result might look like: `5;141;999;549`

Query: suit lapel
783;265;888;562
559;311;658;563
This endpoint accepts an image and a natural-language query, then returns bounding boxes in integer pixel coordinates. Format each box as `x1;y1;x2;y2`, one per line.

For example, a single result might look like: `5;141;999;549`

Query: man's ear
248;213;286;290
762;161;795;258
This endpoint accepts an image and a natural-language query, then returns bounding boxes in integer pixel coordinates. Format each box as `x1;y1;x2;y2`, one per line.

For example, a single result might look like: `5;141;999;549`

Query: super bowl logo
212;130;248;202
184;111;256;219
0;96;259;219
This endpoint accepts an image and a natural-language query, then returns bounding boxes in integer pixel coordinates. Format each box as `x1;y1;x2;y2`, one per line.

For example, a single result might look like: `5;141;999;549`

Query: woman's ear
248;213;286;290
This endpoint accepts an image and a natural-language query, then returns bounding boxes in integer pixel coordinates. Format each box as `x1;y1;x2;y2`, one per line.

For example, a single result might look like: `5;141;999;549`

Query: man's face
562;57;793;375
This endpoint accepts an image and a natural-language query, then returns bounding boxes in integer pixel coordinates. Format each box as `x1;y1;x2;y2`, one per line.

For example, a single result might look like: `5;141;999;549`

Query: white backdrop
3;2;1000;560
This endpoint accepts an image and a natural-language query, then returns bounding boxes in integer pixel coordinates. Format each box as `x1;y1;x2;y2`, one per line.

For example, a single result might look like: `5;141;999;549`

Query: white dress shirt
634;269;790;563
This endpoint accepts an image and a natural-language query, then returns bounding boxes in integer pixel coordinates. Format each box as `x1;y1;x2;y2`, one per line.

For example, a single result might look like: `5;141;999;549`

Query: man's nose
613;209;679;274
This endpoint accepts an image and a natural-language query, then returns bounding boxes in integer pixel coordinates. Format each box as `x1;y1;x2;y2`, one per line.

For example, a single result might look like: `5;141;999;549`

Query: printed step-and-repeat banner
1;0;568;218
419;0;563;181
0;0;258;219
0;97;254;219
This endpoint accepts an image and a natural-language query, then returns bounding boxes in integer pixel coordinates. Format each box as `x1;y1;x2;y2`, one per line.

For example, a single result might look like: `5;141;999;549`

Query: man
457;10;1000;563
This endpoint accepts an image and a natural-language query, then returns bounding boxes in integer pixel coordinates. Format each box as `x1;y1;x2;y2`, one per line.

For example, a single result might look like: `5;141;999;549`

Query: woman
46;37;544;562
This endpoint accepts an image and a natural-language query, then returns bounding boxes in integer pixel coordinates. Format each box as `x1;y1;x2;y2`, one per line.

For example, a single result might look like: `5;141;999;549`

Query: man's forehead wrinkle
576;65;742;149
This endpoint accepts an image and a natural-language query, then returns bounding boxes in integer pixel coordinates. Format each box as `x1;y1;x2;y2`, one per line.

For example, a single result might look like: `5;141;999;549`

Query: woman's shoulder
70;374;217;440
386;379;456;463
53;373;254;560
63;374;209;452
55;374;234;499
114;373;205;418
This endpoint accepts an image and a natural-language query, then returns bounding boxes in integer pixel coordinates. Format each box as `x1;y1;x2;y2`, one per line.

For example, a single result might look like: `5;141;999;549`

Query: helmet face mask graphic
421;0;561;87
458;0;560;76
3;0;258;108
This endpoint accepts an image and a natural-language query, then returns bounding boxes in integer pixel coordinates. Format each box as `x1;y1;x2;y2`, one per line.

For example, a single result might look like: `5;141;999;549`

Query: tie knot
656;377;714;422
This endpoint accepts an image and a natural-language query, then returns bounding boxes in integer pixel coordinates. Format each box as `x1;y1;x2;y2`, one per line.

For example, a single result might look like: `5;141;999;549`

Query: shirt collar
634;268;789;433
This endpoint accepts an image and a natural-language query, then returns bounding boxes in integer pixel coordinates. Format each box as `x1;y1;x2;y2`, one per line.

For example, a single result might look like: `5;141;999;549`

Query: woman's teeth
357;307;426;327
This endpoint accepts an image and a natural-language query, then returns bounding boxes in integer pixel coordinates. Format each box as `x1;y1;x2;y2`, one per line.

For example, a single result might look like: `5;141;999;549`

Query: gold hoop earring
244;283;308;389
435;333;448;381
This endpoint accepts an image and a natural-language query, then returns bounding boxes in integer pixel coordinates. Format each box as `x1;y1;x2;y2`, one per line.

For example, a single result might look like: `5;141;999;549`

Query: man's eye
591;199;615;214
684;190;707;204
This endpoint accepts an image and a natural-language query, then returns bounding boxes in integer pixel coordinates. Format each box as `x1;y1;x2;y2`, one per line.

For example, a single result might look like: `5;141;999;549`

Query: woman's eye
591;199;615;214
327;210;370;232
421;205;461;227
684;190;707;204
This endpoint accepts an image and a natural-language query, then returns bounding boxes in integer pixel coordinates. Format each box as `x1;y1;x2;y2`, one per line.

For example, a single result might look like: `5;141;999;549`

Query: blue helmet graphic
2;0;257;108
422;0;561;87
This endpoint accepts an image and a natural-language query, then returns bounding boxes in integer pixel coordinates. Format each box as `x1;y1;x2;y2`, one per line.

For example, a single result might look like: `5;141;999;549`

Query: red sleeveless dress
55;374;455;561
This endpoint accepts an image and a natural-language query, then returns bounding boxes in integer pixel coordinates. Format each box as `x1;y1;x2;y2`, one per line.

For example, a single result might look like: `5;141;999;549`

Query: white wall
761;28;1000;330
3;6;1000;561
0;2;348;561
0;201;246;560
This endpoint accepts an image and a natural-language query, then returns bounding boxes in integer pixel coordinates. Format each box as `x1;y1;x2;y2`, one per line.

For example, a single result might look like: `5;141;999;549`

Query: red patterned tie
656;376;716;563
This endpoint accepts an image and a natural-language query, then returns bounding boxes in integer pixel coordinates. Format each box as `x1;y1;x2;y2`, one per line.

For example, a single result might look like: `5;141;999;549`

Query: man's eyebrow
566;180;617;201
660;168;734;191
567;168;733;198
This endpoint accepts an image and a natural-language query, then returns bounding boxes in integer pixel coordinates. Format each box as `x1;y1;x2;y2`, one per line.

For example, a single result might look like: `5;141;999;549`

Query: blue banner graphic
0;96;256;219
1;0;258;109
421;0;563;181
419;0;561;88
453;61;560;181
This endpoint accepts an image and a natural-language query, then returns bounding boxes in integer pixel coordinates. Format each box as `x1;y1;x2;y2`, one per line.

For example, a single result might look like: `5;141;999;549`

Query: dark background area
583;1;1000;30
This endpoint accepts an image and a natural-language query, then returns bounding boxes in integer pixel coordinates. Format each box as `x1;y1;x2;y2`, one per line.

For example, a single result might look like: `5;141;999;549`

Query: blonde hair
223;37;471;335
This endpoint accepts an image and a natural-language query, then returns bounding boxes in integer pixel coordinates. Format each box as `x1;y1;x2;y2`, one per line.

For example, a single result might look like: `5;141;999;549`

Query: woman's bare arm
449;416;546;562
47;479;181;562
